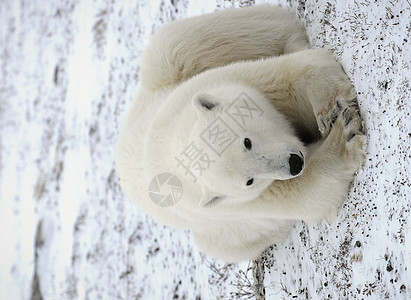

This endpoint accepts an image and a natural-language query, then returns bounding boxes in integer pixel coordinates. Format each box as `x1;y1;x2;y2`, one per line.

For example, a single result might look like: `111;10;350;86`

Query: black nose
289;153;304;176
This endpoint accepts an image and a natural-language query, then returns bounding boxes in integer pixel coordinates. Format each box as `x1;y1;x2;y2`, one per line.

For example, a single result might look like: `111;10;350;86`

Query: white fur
116;5;366;262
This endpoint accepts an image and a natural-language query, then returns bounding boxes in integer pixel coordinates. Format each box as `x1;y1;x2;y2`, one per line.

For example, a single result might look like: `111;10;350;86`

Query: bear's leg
317;93;364;138
140;5;309;90
230;108;366;222
213;48;363;140
271;48;364;139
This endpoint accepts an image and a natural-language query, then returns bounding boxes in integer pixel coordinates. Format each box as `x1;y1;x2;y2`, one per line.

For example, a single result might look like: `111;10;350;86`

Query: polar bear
115;5;366;262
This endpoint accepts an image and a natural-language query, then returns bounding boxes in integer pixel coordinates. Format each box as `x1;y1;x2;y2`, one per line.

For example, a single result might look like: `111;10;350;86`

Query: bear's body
116;5;366;262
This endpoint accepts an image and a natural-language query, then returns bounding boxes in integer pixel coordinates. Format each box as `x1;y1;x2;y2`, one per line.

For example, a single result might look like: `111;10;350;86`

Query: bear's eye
244;138;252;150
246;178;254;186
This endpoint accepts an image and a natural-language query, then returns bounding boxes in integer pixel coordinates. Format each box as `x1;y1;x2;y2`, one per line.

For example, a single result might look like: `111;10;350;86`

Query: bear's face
189;86;306;208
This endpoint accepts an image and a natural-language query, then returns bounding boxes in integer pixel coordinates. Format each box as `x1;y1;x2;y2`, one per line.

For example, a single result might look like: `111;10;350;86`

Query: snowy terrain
0;0;410;299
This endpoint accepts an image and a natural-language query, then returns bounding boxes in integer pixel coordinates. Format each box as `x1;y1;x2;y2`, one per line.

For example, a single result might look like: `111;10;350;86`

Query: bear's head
188;85;306;208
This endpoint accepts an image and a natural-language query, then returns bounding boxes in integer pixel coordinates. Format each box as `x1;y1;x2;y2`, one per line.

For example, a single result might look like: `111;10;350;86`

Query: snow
0;0;410;299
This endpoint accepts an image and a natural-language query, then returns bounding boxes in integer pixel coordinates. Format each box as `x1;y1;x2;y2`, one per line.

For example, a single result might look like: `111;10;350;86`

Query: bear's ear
193;93;219;113
199;185;225;208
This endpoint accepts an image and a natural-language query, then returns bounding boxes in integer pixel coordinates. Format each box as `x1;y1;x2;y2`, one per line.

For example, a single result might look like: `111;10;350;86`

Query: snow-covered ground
0;0;409;299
